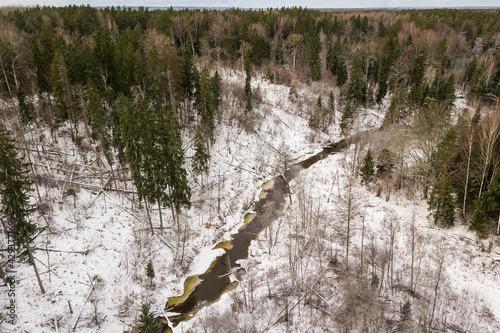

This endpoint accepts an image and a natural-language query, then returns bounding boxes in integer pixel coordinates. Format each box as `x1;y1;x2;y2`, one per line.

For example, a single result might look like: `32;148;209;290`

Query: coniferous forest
0;5;500;333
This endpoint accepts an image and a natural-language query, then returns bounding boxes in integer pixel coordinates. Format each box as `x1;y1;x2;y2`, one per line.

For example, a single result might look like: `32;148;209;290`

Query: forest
0;5;499;333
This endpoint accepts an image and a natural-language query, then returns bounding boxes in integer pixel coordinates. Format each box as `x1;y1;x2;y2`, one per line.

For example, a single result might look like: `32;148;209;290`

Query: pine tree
51;51;69;120
376;34;400;103
429;127;458;226
146;260;155;286
31;23;55;94
117;95;144;200
0;125;45;294
470;176;499;238
400;300;411;322
340;100;353;138
308;32;322;82
275;37;285;65
434;179;455;227
346;67;367;105
244;55;252;113
199;67;216;143
376;148;395;177
471;105;481;125
326;36;339;76
17;88;32;125
336;57;348;87
86;79;112;163
211;70;222;111
160;108;191;229
360;148;375;183
464;55;478;84
192;125;210;176
328;90;336;124
182;50;196;103
137;304;160;333
309;95;322;130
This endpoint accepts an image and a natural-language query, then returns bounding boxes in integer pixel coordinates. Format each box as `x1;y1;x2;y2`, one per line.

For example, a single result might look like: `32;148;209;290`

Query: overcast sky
2;0;499;9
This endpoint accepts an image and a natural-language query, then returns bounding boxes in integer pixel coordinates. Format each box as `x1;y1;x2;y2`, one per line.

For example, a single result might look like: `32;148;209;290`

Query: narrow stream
159;140;346;331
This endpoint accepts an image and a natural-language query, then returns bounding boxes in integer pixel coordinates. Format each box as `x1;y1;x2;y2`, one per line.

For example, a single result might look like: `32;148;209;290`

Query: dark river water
159;139;346;331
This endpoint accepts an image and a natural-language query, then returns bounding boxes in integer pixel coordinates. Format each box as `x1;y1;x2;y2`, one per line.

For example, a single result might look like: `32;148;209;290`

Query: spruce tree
429;127;458;226
275;37;285;65
17;88;32;125
192;125;210;176
199;68;215;141
86;79;112;163
326;36;340;76
471;105;481;126
400;300;411;323
328;90;336;124
31;23;55;94
244;55;252;113
340;100;353;138
309;95;322;130
308;32;322;82
211;70;222;111
160;108;191;229
0;125;45;294
360;148;375;183
434;179;455;227
376;34;400;103
51;51;69;120
346;67;367;105
336;57;348;87
470;176;499;238
146;260;155;286
137;304;160;333
117;95;144;200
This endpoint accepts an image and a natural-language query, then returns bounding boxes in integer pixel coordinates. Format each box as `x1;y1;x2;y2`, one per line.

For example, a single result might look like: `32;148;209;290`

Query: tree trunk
360;211;365;274
0;54;12;96
158;199;163;234
346;194;351;272
26;242;46;294
410;215;416;294
144;199;154;235
462;151;471;217
430;253;445;326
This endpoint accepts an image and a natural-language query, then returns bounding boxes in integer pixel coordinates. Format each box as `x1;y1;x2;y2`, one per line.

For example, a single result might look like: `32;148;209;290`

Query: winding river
158;139;347;331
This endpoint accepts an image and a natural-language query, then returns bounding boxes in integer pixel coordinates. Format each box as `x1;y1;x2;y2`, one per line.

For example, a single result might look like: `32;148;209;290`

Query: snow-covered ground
1;69;498;332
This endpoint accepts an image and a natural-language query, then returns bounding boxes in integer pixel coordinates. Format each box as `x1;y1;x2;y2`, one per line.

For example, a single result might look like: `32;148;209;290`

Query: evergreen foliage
17;88;32;125
199;67;216;141
360;148;375;183
146;259;155;285
0;125;36;247
309;95;322;130
346;67;367;105
470;176;499;238
376;34;400;103
192;125;210;176
429;127;458;227
471;105;481;126
244;55;252;113
308;32;322;81
328;90;335;124
137;304;160;333
376;148;395;177
340;100;353;138
275;37;285;65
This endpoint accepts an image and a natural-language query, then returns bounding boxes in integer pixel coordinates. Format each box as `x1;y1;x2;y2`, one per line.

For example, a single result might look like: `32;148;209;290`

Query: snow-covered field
1;69;499;332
